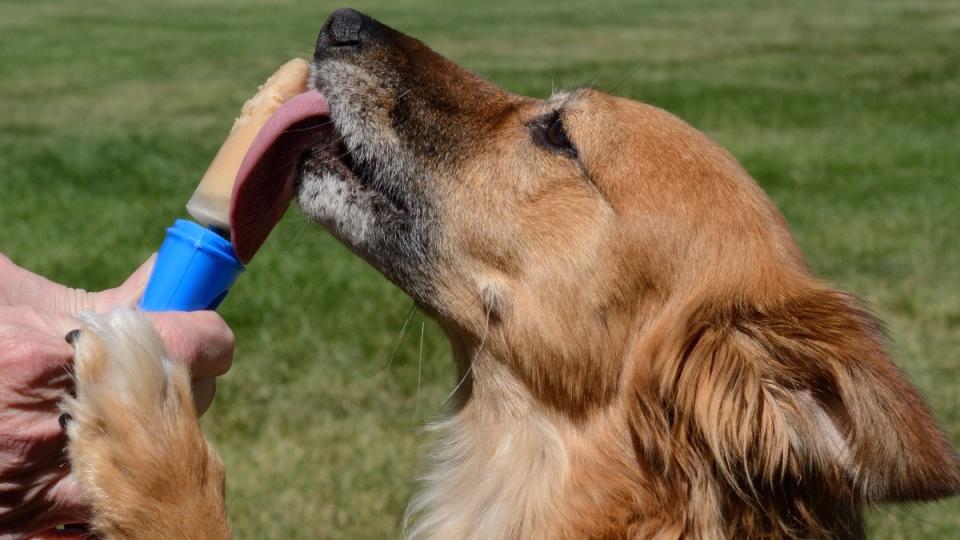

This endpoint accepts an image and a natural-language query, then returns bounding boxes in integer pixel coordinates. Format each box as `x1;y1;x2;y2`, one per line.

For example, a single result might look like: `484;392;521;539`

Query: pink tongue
230;90;330;263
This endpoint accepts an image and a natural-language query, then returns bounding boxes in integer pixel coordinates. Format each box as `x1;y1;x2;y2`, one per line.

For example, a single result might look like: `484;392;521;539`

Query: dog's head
300;9;788;404
297;7;958;524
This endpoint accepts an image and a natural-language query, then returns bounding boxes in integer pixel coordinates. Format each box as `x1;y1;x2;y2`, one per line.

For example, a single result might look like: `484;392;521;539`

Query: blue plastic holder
139;219;245;311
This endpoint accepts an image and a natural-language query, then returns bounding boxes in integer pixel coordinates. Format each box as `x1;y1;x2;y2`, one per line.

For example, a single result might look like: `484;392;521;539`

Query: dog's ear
636;287;960;505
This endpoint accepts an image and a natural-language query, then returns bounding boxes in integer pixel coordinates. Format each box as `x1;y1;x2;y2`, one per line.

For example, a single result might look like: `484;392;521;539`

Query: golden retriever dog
62;8;959;539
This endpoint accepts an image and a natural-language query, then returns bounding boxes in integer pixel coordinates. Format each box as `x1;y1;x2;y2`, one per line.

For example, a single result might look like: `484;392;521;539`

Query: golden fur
63;311;229;539
63;9;959;539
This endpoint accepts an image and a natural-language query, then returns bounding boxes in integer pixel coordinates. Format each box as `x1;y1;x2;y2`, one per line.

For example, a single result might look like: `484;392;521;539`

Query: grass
1;0;957;537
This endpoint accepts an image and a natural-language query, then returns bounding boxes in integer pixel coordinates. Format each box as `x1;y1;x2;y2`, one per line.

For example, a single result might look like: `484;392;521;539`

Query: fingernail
59;413;73;430
65;329;81;346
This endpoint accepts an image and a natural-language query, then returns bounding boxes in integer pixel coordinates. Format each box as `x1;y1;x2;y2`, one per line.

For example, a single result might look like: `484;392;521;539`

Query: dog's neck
403;345;641;540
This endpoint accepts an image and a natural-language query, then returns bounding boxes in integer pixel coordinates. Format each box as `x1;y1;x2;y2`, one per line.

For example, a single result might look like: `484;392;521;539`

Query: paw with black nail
65;329;81;346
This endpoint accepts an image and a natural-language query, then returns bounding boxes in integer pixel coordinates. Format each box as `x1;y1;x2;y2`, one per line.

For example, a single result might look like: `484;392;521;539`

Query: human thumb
92;254;157;312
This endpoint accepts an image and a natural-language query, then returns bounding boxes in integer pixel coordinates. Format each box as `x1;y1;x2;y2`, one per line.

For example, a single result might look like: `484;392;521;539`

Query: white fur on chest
403;372;573;540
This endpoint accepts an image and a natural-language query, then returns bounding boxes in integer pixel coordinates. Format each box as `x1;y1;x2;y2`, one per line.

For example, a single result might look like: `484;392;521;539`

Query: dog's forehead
546;90;573;105
543;89;590;110
540;88;614;123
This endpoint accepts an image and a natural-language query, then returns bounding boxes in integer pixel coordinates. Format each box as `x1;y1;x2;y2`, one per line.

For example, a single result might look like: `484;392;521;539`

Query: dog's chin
295;135;435;305
296;136;408;250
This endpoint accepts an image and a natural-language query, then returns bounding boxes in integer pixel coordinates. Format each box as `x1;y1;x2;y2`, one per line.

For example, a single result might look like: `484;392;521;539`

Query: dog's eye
546;115;571;149
532;111;577;157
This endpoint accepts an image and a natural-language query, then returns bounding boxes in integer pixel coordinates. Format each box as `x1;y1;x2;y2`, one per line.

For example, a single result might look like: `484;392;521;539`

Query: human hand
0;254;234;413
0;254;234;535
0;305;85;535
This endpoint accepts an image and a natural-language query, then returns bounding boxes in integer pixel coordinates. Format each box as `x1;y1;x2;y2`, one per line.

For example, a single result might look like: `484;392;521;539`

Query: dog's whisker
380;302;417;372
443;304;492;404
278;215;312;224
277;49;310;59
547;61;565;97
273;221;311;253
412;318;425;426
315;146;354;166
295;132;347;156
291;220;310;249
443;357;473;405
317;134;349;154
395;86;414;102
282;118;336;134
605;60;647;96
299;140;354;170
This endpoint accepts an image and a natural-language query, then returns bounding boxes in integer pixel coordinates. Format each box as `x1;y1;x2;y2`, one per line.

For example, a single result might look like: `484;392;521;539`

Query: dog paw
62;309;231;539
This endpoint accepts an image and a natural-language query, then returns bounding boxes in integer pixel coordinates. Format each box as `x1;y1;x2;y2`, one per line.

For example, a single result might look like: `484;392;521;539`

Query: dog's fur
63;311;229;539
63;9;959;539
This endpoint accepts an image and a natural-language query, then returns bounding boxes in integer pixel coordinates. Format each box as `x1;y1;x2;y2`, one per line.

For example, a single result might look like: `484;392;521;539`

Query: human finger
191;377;217;416
145;310;234;378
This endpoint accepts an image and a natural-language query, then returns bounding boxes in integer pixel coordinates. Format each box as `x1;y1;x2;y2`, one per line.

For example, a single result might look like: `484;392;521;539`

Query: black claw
64;329;81;346
59;413;72;431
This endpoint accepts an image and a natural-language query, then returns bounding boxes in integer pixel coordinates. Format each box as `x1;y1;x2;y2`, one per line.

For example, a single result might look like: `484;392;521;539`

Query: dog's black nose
318;8;367;49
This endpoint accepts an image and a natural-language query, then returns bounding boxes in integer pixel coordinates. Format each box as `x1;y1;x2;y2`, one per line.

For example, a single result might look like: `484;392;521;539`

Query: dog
62;8;959;539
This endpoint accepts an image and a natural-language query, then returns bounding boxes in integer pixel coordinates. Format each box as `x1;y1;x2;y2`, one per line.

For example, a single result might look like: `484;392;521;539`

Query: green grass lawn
1;0;958;537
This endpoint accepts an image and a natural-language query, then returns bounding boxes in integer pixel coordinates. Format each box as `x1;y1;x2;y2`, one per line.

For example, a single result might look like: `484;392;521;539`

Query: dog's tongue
230;90;330;263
